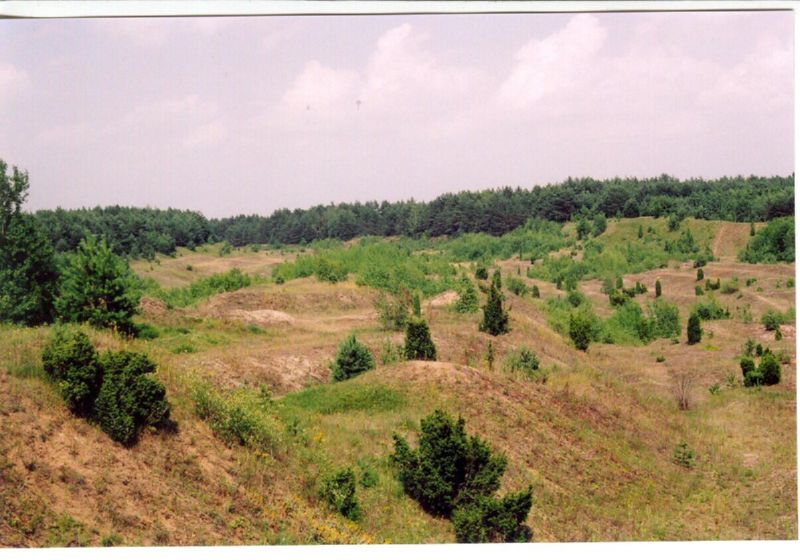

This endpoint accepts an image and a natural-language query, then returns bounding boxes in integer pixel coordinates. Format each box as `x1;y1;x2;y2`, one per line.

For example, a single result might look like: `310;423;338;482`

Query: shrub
94;351;170;446
480;283;510;336
475;264;489;280
391;410;533;542
687;312;702;345
404;317;437;361
331;334;375;382
569;310;594;351
739;216;794;263
693;296;729;320
746;277;757;287
321;468;361;521
646;299;681;339
531;285;540;298
720;278;739;294
762;309;786;331
655;279;662;298
695;285;704;296
412;292;422;317
506;276;528;297
673;442;696;468
55;235;140;334
375;292;410;330
667;214;682;231
758;352;781;386
133;323;160;340
454;276;480;313
42;328;102;416
503;347;542;382
452;492;534;543
696;268;704;281
740;357;757;386
608;289;629;307
708;382;720;395
315;258;348;283
743;338;756;357
380;339;404;365
656;355;665;363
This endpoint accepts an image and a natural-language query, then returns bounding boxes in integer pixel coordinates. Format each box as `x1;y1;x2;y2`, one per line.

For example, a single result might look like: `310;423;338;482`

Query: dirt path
712;222;750;262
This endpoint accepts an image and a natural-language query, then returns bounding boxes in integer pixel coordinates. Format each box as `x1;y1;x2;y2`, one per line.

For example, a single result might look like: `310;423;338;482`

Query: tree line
30;173;794;256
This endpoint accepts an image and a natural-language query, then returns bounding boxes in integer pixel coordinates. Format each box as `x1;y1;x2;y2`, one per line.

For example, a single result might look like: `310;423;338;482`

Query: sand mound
429;291;459;307
229;309;295;326
139;296;169;317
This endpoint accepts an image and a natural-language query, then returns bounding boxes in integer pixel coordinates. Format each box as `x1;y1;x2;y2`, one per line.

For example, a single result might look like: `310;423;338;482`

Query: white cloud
497;14;607;108
282;60;359;112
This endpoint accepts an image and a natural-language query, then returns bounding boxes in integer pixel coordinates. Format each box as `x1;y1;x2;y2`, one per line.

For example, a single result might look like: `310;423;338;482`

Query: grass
0;217;796;545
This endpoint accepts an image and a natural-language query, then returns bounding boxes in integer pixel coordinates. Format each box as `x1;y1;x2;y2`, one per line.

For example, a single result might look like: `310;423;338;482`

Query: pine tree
480;283;509;336
696;268;704;282
55;235;140;334
331;333;375;381
531;285;540;298
655;279;662;298
687;312;702;345
454;276;479;313
404;317;437;361
0;161;59;326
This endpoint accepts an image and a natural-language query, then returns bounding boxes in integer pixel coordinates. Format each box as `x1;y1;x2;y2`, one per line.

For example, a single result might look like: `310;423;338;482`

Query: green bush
655;279;662;298
133;323;160;340
452;492;533;543
758;352;781;385
321;468;361;521
94;351;170;446
503;347;544;382
531;285;540;298
380;339;405;365
404;317;437;361
480;283;510;336
646;299;681;339
331;334;375;382
569;310;594;351
475;264;488;280
693;296;729;320
672;442;696;468
375;291;410;331
315;258;349;283
42;328;102;416
696;268;704;281
454;276;480;313
152;268;252;308
391;410;533;542
761;308;793;331
739;216;794;263
506;276;528;297
687;312;702;345
695;285;704;296
740;357;758;386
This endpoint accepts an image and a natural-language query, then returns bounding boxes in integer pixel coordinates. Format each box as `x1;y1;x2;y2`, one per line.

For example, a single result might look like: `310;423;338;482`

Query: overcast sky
0;10;793;218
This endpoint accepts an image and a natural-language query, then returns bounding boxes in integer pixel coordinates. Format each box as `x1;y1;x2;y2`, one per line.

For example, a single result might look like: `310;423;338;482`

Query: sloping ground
1;219;796;545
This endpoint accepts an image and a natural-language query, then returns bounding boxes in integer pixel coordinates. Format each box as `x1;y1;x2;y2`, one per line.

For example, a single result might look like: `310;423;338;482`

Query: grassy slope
0;219;796;545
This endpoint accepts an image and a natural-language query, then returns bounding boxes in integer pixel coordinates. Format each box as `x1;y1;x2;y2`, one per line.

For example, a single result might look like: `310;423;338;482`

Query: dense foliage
739;216;794;263
42;328;103;416
331;334;375;382
55;235;141;334
321;468;362;521
31;175;793;253
404;317;437;361
687;312;702;345
454;275;480;313
95;350;171;445
41;328;171;444
391;410;532;542
143;268;253;308
480;282;510;336
0;160;59;326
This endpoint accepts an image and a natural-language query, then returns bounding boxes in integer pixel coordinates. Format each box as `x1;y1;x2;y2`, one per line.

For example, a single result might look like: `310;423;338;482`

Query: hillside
1;218;796;545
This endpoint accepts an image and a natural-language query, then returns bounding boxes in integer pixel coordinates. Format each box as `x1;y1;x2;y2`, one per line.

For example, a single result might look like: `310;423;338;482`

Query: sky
0;10;794;218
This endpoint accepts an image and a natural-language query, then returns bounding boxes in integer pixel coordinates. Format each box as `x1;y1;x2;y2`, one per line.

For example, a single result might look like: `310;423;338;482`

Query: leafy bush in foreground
94;351;170;446
739;216;794;263
391;410;533;542
42;328;102;416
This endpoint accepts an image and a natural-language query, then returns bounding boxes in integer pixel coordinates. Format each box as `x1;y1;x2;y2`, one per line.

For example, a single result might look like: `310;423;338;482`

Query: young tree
576;217;590;241
0;160;59;326
531;285;540;298
480;282;510;336
637;224;644;239
686;312;702;345
592;213;607;237
412;292;422;317
55;235;140;334
454;275;480;313
569;311;593;351
655;279;662;298
696;268;704;282
758;351;781;385
740;356;757;386
404;317;437;361
331;334;375;382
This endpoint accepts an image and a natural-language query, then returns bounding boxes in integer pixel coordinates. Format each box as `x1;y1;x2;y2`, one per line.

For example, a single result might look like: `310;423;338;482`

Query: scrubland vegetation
1;159;796;545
